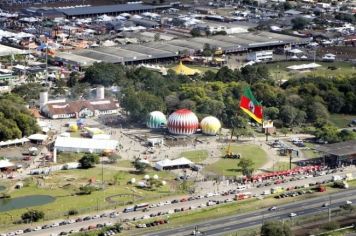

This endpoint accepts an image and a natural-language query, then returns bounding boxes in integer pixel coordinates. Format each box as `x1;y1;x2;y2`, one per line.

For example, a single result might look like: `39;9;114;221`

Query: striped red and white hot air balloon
167;109;199;135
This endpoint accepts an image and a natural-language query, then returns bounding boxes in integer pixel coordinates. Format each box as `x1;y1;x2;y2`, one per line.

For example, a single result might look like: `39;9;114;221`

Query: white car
346;200;352;205
289;213;297;217
15;230;24;235
51;222;59;227
33;226;41;231
165;200;171;205
269;206;277;211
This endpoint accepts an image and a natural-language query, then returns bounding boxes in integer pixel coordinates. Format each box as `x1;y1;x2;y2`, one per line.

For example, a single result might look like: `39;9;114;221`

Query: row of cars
2;212;121;236
136;219;168;228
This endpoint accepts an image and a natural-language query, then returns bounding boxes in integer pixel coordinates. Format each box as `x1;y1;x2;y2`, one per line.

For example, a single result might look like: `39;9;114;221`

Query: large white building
53;136;119;163
247;50;273;62
40;87;120;119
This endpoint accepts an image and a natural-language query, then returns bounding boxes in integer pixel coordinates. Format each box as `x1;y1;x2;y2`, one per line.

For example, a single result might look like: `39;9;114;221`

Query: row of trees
0;94;39;141
78;63;355;134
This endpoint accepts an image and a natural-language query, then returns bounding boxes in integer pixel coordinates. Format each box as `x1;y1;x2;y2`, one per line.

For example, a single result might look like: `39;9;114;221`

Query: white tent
54;137;118;153
28;134;48;142
0;159;14;169
0;137;29;147
287;63;321;71
288;48;303;54
155;157;193;171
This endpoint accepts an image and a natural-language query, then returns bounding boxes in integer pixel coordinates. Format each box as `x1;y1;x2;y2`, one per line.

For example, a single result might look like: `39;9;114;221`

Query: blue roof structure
58;3;166;17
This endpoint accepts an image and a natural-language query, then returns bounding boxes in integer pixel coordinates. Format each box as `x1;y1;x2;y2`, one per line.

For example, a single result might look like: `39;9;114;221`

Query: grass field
265;61;355;81
0;166;178;227
180;150;208;164
204;144;268;176
329;114;355;128
272;162;296;171
116;160;133;168
57;152;84;164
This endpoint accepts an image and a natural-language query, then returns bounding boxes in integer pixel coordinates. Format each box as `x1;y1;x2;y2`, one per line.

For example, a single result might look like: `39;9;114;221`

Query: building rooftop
316;140;356;157
57;3;164;16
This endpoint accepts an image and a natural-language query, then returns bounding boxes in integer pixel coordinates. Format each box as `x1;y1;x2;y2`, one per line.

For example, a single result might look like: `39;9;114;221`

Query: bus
134;203;149;211
123;206;135;213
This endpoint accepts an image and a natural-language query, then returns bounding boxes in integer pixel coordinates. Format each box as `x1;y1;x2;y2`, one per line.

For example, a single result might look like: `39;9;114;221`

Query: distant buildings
40;87;120;119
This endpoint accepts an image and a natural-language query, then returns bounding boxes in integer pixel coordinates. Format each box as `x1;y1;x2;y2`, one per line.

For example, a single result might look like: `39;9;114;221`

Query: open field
329;114;355;128
0;166;178;227
272;162;296;171
204;144;268;176
265;61;355;81
180;150;208;164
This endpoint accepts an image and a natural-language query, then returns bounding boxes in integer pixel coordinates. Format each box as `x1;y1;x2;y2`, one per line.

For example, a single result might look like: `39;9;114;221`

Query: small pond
0;195;55;212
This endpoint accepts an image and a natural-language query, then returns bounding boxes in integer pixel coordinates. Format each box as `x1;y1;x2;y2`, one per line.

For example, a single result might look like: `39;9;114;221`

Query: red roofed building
40;87;120;119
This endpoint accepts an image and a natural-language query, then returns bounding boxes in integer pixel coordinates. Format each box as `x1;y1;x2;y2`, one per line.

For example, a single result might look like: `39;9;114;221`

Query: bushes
21;210;44;223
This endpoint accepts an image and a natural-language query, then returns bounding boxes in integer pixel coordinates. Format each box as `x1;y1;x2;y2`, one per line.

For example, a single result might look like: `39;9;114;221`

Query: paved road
7;167;356;236
145;189;356;236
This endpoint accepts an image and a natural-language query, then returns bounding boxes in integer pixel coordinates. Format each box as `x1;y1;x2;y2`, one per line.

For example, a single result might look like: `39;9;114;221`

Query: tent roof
28;133;48;141
287;63;321;70
172;61;201;76
0;159;14;168
156;157;193;168
54;137;118;150
0;137;29;147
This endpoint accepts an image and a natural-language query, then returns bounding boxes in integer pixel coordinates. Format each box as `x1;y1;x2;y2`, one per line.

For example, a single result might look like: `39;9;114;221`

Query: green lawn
57;152;84;164
329;114;355;128
116;160;133;168
265;61;355;81
204;144;268;176
180;150;208;164
0;166;178;227
271;162;295;171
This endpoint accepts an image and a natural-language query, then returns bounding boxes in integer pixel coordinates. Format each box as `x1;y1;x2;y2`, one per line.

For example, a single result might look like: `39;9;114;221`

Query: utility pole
289;149;293;170
328;195;332;222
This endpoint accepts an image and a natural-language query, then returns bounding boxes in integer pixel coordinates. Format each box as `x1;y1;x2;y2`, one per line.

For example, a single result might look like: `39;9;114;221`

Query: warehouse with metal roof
316;140;356;167
54;32;310;66
57;3;169;18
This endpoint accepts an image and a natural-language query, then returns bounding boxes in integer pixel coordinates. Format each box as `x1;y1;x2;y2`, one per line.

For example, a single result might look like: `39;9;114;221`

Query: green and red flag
239;87;263;124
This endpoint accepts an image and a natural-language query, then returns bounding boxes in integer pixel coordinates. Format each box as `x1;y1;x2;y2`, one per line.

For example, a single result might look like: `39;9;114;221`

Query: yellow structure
69;124;78;132
200;116;221;135
172;61;201;76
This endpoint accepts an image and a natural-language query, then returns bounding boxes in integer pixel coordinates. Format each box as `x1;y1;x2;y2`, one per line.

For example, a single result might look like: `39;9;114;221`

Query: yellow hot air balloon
200;116;221;135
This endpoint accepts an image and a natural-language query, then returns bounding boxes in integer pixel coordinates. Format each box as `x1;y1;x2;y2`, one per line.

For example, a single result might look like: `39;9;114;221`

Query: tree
12;83;43;102
261;221;292;236
154;33;160;41
291;17;310;30
264;107;279;120
21;210;44;223
67;71;80;87
238;158;255;177
280;127;289;136
190;28;201;37
79;153;100;169
134;159;148;174
339;129;355;142
202;43;213;57
314;124;340;143
83;62;126;86
0;94;39;140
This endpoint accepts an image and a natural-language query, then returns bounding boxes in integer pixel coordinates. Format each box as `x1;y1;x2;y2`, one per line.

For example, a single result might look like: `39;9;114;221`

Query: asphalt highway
5;168;356;236
145;189;356;236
